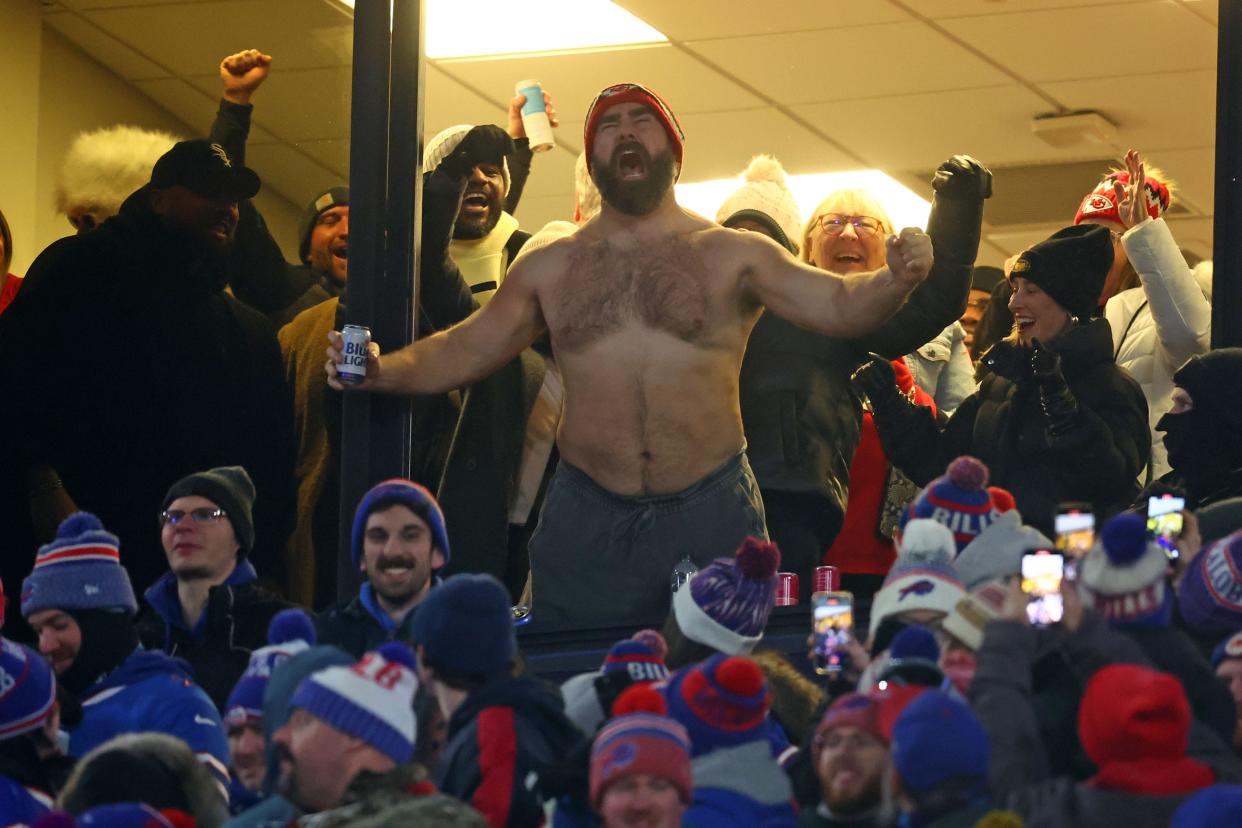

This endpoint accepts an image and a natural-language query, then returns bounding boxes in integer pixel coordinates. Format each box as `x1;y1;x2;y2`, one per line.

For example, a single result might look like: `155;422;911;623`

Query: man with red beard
328;83;934;629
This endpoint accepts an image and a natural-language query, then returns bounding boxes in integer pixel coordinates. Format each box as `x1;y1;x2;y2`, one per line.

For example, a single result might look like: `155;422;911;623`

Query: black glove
979;340;1029;383
851;355;904;416
1030;338;1079;437
931;154;993;201
437;124;515;181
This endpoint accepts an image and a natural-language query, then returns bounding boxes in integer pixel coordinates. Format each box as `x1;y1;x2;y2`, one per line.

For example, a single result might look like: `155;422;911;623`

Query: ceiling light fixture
676;171;932;234
329;0;667;59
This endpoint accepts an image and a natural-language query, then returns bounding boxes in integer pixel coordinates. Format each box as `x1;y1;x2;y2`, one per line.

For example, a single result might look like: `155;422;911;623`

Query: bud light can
338;324;372;385
776;572;799;606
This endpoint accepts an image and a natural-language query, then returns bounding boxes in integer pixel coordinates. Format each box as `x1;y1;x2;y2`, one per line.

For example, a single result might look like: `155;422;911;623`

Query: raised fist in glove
851;355;901;414
1030;338;1079;437
438;124;515;181
931;154;993;201
979;340;1030;383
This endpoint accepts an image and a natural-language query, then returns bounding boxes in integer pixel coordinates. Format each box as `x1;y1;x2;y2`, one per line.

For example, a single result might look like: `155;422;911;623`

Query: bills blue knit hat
1080;513;1172;627
672;537;779;656
1171;784;1242;827
902;457;999;553
290;642;418;765
601;639;669;684
224;609;317;730
1180;529;1242;636
21;512;137;618
0;637;56;740
892;690;989;794
410;574;514;676
351;478;450;570
663;653;770;758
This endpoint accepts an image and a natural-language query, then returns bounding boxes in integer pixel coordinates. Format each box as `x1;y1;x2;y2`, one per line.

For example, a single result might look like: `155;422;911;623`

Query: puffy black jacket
314;592;419;661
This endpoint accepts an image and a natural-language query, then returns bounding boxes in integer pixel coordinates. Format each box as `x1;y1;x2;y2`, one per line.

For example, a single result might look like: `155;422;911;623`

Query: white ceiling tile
1163;216;1215;261
132;77;220;135
793;85;1065;171
674;109;860;182
182;71;349;142
939;1;1215;83
83;0;352;77
614;0;910;40
53;0;208;8
435;43;763;129
1040;70;1216;155
424;66;511;140
1146;147;1216;215
245;142;342;207
919;0;1148;19
296;138;349;176
684;21;1013;107
43;12;169;79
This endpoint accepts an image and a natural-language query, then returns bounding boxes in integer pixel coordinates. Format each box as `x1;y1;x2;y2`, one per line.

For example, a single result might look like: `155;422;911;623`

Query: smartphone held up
812;591;854;675
1148;494;1185;561
1022;550;1064;626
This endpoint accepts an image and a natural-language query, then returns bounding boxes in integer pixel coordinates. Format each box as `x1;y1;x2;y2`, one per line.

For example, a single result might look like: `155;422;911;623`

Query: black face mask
59;610;139;697
1157;408;1242;491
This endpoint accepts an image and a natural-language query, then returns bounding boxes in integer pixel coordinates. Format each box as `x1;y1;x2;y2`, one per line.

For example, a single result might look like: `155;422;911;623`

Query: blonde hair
801;188;894;264
1106;159;1177;204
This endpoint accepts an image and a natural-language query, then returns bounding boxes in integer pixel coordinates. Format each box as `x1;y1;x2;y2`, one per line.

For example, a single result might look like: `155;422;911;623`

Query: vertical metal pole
337;0;424;602
1213;0;1242;348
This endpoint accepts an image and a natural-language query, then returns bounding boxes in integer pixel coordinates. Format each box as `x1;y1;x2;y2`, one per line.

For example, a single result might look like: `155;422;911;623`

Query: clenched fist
885;228;933;289
220;49;272;105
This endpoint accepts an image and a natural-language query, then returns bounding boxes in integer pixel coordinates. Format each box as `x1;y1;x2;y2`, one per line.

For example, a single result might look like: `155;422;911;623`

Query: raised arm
742;227;932;338
326;246;548;395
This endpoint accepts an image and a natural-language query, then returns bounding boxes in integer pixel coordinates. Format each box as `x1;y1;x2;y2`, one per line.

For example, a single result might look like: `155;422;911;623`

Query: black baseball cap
150;139;261;201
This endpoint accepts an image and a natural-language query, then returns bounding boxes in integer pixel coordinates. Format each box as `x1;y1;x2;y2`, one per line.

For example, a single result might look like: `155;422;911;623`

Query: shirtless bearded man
327;84;934;628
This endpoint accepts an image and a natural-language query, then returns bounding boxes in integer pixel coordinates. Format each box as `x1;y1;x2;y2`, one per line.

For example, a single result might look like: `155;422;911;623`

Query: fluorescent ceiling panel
331;0;667;59
676;171;932;233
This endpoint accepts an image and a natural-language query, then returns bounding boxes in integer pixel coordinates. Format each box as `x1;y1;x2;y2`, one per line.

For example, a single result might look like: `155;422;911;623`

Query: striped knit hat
591;685;692;809
869;521;966;639
21;512;137;618
0;637;56;741
672;538;780;656
584;83;685;179
663;654;771;758
601;637;669;684
902;457;1000;553
224;609;317;730
1080;513;1172;627
290;642;418;765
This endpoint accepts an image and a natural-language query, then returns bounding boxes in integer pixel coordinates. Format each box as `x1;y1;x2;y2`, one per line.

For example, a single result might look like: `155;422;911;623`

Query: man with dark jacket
412;574;582;828
136;466;294;710
0;139;295;600
316;479;450;659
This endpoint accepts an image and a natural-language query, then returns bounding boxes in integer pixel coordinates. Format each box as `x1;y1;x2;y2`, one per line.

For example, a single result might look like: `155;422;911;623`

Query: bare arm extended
325;247;548;395
741;227;933;338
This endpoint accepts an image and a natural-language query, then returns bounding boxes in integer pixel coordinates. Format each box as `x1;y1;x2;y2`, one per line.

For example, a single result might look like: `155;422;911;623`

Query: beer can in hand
776;572;799;606
338;324;372;385
814;566;840;594
515;79;554;153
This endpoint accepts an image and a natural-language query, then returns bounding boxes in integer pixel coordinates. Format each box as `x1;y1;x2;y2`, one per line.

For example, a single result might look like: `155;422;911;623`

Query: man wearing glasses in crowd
136;466;293;710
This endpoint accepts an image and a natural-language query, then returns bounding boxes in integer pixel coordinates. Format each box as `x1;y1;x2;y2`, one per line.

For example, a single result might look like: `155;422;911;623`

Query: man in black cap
0;139;295;602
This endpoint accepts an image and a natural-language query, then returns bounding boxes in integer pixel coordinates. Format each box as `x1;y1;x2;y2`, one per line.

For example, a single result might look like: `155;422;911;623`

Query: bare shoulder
690;221;791;266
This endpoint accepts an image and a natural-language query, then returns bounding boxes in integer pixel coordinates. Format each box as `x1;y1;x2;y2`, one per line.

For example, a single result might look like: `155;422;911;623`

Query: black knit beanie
1010;224;1113;320
161;466;255;555
298;186;349;261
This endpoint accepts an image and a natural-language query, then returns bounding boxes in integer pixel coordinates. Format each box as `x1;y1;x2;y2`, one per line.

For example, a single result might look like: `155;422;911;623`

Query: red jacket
0;274;21;318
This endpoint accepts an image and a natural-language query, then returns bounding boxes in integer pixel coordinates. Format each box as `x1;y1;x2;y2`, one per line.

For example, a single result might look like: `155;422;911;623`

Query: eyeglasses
814;214;884;238
160;507;227;526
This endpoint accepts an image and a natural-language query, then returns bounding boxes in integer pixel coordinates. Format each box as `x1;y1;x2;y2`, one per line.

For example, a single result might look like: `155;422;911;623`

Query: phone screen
1055;507;1095;560
812;591;854;675
1148;495;1185;559
1022;552;1064;626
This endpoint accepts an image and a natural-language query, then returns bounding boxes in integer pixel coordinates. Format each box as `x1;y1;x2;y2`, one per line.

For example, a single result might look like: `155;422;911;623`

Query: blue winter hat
0;637;56;740
224;609;317;730
21;512;138;618
290;642;418;765
350;478;450;570
1171;784;1242;827
902;457;999;553
410;574;514;676
1180;530;1242;637
1080;513;1172;627
663;653;770;758
892;690;989;794
672;537;780;656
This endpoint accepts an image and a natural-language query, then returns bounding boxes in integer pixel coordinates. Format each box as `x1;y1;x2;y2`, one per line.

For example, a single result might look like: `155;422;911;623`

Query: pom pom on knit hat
903;457;999;553
716;154;803;255
1080;513;1171;626
890;626;940;664
869;521;965;639
671;537;779;656
612;683;668;718
663;654;771;757
21;512;137;618
225;608;317;729
267;608;316;647
631;629;668;661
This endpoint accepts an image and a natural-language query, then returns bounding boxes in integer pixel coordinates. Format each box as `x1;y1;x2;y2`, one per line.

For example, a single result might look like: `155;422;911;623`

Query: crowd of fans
1;46;1241;828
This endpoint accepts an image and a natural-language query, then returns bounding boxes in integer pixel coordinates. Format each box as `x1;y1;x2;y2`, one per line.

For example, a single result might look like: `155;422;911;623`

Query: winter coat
1104;218;1211;481
69;649;231;789
904;321;975;417
687;741;798;827
874;319;1149;537
136;559;295;710
740;184;982;542
436;675;583;828
797;804;884;827
0;189;295;599
288;764;485;828
0;775;52;827
315;584;426;660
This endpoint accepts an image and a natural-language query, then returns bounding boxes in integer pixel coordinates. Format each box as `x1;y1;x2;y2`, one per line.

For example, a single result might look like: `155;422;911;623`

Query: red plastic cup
776;572;799;606
814;565;840;594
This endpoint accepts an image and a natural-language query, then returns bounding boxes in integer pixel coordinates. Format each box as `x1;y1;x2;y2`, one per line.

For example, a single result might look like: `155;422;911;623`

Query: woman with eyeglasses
854;224;1150;538
736;156;992;602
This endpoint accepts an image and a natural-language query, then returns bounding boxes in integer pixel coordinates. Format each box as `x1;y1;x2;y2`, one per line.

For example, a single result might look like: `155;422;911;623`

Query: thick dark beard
824;769;883;816
453;196;503;240
592;144;675;217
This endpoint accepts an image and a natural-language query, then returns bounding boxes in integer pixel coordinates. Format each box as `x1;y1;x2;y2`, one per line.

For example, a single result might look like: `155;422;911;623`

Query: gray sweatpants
528;451;768;630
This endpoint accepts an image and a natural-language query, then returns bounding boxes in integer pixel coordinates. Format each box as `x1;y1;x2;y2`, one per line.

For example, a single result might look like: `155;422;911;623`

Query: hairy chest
548;239;723;351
